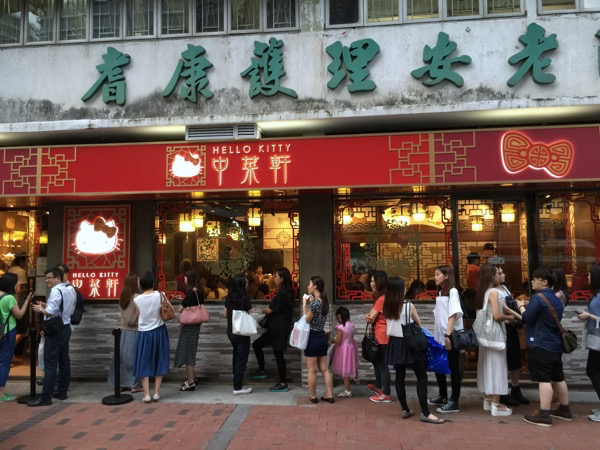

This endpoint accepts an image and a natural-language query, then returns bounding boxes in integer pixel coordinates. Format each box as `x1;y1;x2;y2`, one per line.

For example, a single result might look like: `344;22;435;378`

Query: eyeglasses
45;276;58;281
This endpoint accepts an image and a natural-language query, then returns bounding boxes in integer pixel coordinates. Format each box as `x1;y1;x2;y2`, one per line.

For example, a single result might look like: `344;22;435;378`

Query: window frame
124;0;158;40
57;0;89;43
158;0;192;37
364;0;403;27
193;0;227;35
537;0;579;14
90;0;124;42
24;0;58;45
264;0;298;31
442;0;483;20
0;0;24;46
403;0;443;22
483;0;525;17
326;0;362;28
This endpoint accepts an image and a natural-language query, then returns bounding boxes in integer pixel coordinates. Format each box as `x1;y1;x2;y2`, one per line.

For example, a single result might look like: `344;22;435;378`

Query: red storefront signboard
63;205;131;300
0;126;596;196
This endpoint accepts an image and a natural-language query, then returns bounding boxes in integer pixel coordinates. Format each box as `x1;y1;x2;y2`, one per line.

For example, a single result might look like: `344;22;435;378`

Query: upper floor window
126;0;155;37
230;0;297;32
0;0;21;45
27;0;55;43
539;0;600;12
161;0;190;35
59;0;87;41
196;0;224;33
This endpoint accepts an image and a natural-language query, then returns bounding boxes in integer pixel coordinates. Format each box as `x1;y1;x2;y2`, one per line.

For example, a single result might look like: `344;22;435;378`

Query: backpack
67;284;85;325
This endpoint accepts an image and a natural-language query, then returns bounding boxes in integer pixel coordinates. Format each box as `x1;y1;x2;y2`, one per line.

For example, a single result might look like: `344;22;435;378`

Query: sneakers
0;393;16;402
483;398;492;411
337;390;352;398
524;410;553;427
589;411;600;422
233;386;253;395
369;394;392;403
436;400;460;413
592;408;600;415
491;403;513;417
549;404;573;422
269;383;289;392
367;384;382;396
428;395;448;406
251;370;268;380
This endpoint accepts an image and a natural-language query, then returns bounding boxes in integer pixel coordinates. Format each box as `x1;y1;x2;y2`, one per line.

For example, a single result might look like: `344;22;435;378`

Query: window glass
329;0;359;25
126;0;154;36
446;0;480;16
92;0;120;39
367;0;399;22
582;0;600;8
27;0;55;43
541;0;576;10
60;0;87;40
487;0;520;13
196;0;224;32
161;0;190;34
266;0;295;29
231;0;259;31
0;0;22;44
406;0;440;19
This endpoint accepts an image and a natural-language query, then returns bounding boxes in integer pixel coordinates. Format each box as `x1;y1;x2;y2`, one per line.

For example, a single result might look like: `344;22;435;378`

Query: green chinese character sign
507;23;558;87
240;37;297;99
163;44;214;101
81;47;131;106
326;38;380;92
411;32;471;88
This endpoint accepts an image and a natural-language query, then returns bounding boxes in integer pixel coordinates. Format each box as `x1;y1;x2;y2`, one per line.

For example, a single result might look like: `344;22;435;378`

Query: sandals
131;387;144;394
181;377;200;387
179;381;196;392
420;413;444;424
310;397;318;404
337;390;352;398
152;394;160;402
143;395;152;404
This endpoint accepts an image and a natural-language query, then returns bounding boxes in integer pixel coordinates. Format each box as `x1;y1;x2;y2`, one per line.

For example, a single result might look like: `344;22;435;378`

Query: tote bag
232;310;258;336
401;302;429;353
178;290;209;325
472;290;506;350
160;292;176;321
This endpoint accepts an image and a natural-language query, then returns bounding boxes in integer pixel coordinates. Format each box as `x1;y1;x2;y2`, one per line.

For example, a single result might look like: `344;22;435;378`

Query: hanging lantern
383;206;410;227
206;221;221;237
192;209;205;228
179;213;194;232
471;216;483;232
248;208;262;227
412;204;426;223
501;203;516;223
341;207;353;225
39;232;48;244
291;212;300;227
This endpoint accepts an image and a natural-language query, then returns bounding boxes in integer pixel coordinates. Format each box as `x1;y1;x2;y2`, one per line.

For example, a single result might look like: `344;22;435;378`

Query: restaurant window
59;0;87;41
0;0;21;45
92;0;120;39
126;0;155;37
156;199;299;301
539;192;599;301
195;0;224;33
26;0;55;43
0;210;38;278
334;197;452;301
160;0;190;35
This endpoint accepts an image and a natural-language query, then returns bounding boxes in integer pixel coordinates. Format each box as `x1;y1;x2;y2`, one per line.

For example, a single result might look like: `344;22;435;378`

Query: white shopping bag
232;310;258;336
38;337;45;372
289;316;311;350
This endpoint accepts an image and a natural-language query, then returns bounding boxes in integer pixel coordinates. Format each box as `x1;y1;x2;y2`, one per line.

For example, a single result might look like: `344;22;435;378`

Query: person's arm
518;295;541;324
37;288;60;316
489;289;514;322
578;311;599;321
365;308;379;324
10;293;32;319
410;303;422;327
223;308;228;318
334;327;343;345
302;295;314;322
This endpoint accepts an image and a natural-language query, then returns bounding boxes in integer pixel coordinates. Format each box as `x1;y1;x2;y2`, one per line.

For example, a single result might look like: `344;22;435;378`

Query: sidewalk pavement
1;380;598;449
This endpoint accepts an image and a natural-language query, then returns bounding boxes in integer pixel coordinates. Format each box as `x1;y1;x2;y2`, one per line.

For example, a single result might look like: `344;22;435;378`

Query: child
331;307;359;398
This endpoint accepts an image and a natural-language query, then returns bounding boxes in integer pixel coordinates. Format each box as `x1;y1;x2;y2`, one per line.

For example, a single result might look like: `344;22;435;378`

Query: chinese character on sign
240;37;297;98
90;279;101;297
326;38;380;92
72;279;83;290
507;23;558;87
411;32;472;88
212;157;229;186
270;155;291;184
241;156;260;185
106;279;119;297
163;44;214;101
81;47;131;106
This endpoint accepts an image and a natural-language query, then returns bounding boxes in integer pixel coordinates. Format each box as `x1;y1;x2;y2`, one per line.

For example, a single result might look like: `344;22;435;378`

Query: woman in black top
174;270;204;391
252;267;294;392
224;274;253;395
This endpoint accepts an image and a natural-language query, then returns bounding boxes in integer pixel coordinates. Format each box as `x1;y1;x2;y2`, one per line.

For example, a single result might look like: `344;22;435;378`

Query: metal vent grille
186;124;260;141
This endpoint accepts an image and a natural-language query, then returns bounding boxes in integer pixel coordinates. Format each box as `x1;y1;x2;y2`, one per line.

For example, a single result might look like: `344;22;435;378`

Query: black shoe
36;379;44;386
251;370;268;380
28;397;52;407
510;386;530;405
269;383;289;392
427;395;448;406
52;392;67;400
500;394;519;407
320;396;334;404
310;397;318;404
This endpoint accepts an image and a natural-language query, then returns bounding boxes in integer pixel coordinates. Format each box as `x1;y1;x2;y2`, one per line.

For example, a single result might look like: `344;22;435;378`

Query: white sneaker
491;403;513;417
589;411;600;422
592;408;599;415
233;387;252;395
483;398;492;411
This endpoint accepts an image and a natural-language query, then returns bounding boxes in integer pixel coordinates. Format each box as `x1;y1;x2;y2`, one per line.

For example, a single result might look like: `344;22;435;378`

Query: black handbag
361;324;380;362
258;315;270;329
450;329;478;350
401;302;429;353
502;286;523;329
41;288;65;337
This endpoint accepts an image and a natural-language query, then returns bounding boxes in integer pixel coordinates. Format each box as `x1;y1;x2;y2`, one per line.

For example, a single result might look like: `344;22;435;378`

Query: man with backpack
57;264;84;326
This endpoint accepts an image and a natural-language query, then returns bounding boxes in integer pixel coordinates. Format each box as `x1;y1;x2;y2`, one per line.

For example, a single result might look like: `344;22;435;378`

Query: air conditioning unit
186;123;261;141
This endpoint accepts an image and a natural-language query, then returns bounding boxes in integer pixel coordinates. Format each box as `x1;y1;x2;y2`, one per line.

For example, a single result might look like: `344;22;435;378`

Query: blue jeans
227;333;250;390
0;328;16;388
42;325;71;401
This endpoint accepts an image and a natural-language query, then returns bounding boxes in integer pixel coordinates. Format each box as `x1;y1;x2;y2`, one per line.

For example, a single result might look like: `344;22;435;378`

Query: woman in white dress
476;264;518;417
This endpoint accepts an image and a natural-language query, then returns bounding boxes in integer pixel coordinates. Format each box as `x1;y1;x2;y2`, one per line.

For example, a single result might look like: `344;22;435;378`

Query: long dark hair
406;280;425;299
475;264;498;309
436;265;455;296
310;275;329;316
277;267;294;300
226;274;250;307
552;267;569;302
383;277;406;320
185;269;199;290
372;270;388;299
590;264;600;298
336;306;350;326
119;273;141;309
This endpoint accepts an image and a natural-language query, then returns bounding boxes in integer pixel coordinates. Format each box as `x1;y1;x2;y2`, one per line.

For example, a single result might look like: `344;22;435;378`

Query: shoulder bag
538;293;578;354
401;302;429;353
472;289;506;350
361;323;380;363
160;292;176;321
178;290;209;325
41;289;66;337
582;318;600;351
450;328;478;350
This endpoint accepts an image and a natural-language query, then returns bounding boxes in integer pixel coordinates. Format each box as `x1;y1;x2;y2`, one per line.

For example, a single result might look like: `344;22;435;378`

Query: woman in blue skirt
133;271;170;403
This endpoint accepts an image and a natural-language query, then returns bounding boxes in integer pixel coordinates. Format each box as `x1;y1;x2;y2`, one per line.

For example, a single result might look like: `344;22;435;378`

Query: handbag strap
538;293;567;335
404;301;411;325
193;289;200;306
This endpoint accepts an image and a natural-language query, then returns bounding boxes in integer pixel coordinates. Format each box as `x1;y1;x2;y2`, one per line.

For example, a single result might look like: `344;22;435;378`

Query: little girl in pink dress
331;307;359;398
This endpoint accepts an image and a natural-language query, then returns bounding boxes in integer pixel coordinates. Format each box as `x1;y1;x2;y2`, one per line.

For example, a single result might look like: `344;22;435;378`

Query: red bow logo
94;217;117;238
501;132;573;178
183;153;200;165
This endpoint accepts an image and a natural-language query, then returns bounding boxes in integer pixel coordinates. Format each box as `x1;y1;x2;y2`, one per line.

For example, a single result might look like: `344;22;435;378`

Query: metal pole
102;328;133;405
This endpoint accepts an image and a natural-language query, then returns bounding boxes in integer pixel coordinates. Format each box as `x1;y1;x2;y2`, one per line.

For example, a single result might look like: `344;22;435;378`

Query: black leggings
587;349;600;401
374;345;391;395
435;348;463;403
253;332;287;383
395;358;430;416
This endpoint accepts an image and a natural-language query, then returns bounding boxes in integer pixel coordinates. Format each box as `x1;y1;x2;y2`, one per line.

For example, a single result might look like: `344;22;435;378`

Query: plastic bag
289;316;311;350
38;337;45;372
232;310;258;336
423;327;450;374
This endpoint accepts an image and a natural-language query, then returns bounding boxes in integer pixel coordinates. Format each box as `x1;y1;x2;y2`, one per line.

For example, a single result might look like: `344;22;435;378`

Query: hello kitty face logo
171;152;203;178
74;217;119;255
